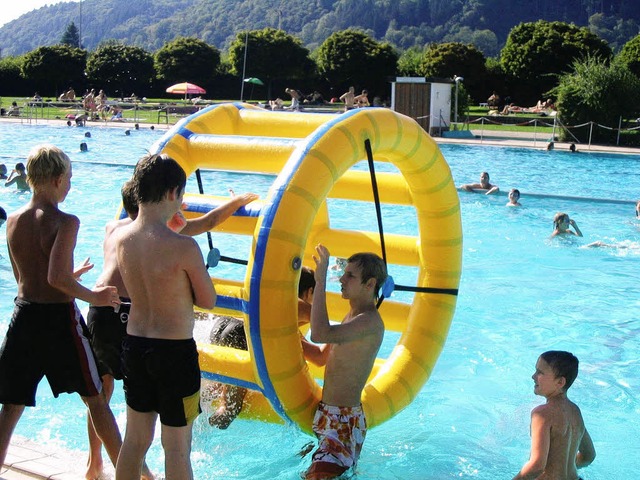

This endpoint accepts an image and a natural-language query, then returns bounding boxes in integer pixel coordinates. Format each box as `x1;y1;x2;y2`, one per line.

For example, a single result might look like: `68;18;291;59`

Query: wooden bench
157;105;200;123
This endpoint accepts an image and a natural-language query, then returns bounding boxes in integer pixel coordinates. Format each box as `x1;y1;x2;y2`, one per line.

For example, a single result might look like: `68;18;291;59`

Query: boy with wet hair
304;246;387;479
86;179;255;469
4;162;30;191
513;351;596;480
0;144;123;472
114;153;216;480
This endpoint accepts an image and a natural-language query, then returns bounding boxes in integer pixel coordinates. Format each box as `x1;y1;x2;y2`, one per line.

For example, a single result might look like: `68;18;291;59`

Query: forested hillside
0;0;638;58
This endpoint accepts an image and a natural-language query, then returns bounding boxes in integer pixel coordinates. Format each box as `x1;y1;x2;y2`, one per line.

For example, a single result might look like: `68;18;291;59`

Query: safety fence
463;116;640;149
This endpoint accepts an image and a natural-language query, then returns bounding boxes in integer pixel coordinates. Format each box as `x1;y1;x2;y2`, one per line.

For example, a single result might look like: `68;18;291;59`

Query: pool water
1;123;639;479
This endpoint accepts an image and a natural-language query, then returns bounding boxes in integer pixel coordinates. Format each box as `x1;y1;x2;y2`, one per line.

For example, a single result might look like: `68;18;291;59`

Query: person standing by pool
340;86;356;111
114;153;216;480
551;212;583;237
4;163;30;192
512;351;596;480
85;181;257;475
304;245;386;480
0;144;123;473
461;171;499;194
506;188;522;207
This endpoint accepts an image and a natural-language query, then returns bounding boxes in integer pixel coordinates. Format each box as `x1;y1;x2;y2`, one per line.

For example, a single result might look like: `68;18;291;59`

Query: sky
0;1;78;28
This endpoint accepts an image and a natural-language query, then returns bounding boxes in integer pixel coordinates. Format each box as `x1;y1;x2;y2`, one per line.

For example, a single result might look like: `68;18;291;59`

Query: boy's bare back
94;217;131;295
117;220;214;340
529;396;590;479
8;202;78;303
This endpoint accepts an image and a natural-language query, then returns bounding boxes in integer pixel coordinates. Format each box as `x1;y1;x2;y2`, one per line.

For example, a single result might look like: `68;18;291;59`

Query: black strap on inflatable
195;169;248;267
364;140;459;303
395;284;459;296
220;255;248;265
195;169;214;252
364;139;388;309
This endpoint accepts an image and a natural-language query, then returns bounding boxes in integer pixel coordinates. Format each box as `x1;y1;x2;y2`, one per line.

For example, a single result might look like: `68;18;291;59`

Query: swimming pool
1;122;638;479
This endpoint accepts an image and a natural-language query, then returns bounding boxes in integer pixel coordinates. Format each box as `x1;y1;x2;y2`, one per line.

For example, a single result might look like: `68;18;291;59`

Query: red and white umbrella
165;82;206;97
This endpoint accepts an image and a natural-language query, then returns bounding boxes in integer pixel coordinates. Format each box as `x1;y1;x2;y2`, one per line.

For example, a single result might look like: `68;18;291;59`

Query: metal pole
588;122;593;150
454;80;459;125
240;31;248;101
616;115;622;146
79;0;82;48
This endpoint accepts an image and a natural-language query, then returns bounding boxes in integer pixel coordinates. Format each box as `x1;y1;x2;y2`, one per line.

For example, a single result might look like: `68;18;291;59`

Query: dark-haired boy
4;162;29;191
0;144;122;471
513;351;596;479
304;245;387;479
114;154;216;480
85;180;256;477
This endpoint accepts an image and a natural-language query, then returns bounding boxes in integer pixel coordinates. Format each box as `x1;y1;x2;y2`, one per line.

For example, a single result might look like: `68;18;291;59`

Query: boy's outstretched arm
512;409;550;479
576;428;596;468
180;192;258;237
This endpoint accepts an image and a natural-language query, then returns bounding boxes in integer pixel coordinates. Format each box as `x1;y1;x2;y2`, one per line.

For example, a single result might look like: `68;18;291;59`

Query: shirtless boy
551;213;583;237
0;145;122;472
507;188;522;207
513;351;595;479
114;154;216;480
86;181;256;469
304;245;386;479
4;162;30;191
461;171;499;194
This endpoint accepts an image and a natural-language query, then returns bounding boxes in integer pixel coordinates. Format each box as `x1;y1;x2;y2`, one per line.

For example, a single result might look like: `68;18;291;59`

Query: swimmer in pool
551;213;582;238
506;188;522;207
461;171;499;195
512;351;596;480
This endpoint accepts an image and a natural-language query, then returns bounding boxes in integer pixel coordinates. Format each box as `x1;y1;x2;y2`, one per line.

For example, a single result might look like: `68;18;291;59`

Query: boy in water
513;351;596;479
304;245;386;479
461;171;499;194
551;212;583;237
114;154;216;480
4;162;30;191
506;188;522;207
0;145;123;472
86;181;256;474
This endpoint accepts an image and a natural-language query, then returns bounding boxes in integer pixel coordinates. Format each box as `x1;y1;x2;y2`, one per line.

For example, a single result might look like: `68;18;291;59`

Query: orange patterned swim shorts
304;402;367;480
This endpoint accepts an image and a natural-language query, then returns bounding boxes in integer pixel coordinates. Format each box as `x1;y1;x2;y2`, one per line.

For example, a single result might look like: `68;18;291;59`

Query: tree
315;29;398;98
397;46;424;76
419;42;486;101
60;22;81;48
553;55;640;143
500;20;612;104
154;37;221;90
86;42;154;98
20;45;86;96
0;56;30;96
617;33;640;78
227;28;314;98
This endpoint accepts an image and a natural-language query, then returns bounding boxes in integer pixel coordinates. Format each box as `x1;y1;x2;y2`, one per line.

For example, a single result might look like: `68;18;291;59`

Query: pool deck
1;438;88;480
1;114;639;480
2;114;639;155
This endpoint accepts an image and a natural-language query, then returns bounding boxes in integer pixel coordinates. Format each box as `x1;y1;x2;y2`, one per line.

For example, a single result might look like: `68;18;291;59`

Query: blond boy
0;145;122;471
304;245;386;479
114;154;216;480
513;351;596;479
